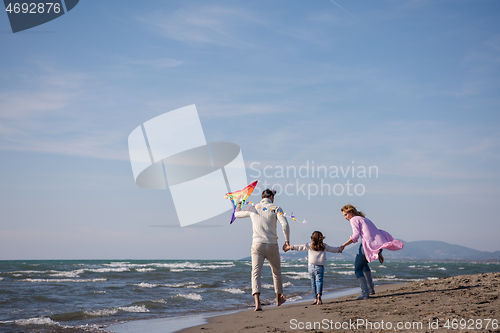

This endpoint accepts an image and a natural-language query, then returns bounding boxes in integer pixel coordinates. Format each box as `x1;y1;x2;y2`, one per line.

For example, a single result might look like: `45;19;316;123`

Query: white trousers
251;243;283;295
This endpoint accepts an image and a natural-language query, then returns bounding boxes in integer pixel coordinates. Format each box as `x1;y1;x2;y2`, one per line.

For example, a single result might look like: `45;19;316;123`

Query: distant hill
241;241;500;261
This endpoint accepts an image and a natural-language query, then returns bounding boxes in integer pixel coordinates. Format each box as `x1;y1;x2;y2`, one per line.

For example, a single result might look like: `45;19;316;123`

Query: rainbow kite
225;180;258;224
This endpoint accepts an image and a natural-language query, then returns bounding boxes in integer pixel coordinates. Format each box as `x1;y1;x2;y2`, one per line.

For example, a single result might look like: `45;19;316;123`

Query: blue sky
0;0;499;259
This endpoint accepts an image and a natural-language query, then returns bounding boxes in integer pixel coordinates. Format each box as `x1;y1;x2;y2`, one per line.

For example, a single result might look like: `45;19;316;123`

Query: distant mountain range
242;241;500;261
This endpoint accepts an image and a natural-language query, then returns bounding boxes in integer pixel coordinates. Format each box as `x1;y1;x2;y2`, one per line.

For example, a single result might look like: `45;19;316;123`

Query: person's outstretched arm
290;244;308;251
276;207;290;246
340;238;354;252
325;244;342;253
234;201;256;218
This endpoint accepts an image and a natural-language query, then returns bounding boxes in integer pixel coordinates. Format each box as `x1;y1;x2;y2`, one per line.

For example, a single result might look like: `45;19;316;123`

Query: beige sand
179;272;499;333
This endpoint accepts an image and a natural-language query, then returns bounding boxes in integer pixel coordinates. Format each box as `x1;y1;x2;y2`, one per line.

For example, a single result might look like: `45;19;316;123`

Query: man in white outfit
235;189;290;311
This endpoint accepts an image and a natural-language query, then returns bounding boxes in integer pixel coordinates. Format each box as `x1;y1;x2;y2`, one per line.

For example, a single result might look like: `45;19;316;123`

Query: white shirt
291;242;341;266
234;198;290;244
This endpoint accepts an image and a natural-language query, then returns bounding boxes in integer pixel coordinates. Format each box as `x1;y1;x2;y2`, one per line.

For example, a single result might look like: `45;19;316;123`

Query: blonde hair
341;204;365;218
311;231;325;252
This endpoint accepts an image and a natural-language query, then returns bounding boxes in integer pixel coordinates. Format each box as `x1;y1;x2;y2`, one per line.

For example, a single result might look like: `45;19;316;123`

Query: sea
0;259;498;332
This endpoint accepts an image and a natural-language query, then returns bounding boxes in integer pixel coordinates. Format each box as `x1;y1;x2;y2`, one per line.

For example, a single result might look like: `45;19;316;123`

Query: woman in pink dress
340;204;404;300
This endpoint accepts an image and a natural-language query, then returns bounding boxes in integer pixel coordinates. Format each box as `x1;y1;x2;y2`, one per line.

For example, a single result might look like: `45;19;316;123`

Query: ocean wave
92;291;106;294
409;265;431;269
49;269;85;278
135;282;158;288
282;272;310;279
262;283;274;289
20;278;107;283
152;262;222;270
281;263;306;268
170;269;208;272
68;324;111;332
152;299;167;304
105;262;135;267
162;281;197;288
186;284;203;288
85;309;119;317
16;267;129;278
212;261;235;265
175;293;203;301
373;276;439;282
135;268;156;272
14;315;112;332
0;277;3;281
10;270;50;274
200;264;236;269
219;288;245;294
104;261;235;270
286;295;303;303
117;305;150;313
283;281;294;287
88;267;130;273
333;271;355;275
15;317;59;326
329;263;354;268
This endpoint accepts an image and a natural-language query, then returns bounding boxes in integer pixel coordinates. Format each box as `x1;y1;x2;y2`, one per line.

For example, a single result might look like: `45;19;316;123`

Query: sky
0;0;499;260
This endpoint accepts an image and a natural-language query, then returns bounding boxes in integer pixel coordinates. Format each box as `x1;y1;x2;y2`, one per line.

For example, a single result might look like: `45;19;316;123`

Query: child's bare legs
277;293;286;306
254;293;262;311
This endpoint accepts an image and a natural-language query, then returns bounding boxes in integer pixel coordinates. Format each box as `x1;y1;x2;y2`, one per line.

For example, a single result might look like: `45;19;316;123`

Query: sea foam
283;272;310;279
135;282;158;288
117;305;150;313
85;309;119;317
135;268;156;272
15;317;59;326
175;293;203;301
20;278;107;283
219;288;245;294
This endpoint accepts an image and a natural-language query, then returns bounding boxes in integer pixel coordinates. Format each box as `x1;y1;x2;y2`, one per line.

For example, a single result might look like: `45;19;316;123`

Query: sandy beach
178;272;499;333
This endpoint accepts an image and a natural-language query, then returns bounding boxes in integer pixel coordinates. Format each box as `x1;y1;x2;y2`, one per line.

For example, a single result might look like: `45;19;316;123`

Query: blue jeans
308;265;324;296
354;244;371;279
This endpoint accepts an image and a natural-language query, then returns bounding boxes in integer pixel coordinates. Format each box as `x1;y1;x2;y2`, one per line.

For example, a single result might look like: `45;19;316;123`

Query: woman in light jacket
340;204;404;299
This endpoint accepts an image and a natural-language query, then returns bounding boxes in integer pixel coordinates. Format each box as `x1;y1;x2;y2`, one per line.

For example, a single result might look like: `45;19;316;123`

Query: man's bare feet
254;307;262;311
277;294;286;306
311;299;318;305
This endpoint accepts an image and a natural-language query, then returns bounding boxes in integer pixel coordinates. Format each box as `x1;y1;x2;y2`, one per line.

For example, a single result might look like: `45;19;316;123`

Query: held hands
283;242;291;252
378;252;384;264
339;245;345;253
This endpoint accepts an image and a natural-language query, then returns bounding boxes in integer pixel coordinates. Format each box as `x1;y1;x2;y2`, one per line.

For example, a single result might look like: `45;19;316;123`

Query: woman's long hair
311;231;325;251
341;204;365;218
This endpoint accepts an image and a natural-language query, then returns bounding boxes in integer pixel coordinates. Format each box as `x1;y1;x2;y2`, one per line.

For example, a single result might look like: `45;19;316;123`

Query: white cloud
136;5;260;47
0;66;128;161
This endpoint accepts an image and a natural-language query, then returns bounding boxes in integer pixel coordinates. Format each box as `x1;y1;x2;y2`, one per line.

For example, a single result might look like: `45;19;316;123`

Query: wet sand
178;272;500;333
